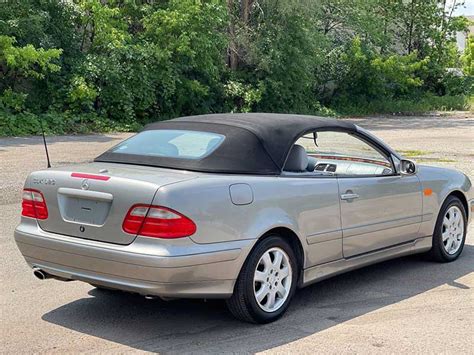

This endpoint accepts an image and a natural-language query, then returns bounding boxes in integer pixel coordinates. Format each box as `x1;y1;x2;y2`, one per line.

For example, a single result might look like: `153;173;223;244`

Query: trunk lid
27;162;197;245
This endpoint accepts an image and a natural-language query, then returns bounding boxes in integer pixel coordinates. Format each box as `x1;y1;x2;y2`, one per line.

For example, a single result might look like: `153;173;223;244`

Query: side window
295;131;393;176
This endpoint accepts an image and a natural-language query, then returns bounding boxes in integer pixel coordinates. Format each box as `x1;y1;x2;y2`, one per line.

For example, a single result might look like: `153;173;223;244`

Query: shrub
0;112;140;137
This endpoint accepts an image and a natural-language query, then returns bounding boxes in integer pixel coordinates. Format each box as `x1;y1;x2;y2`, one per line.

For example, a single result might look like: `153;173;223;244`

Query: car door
309;130;422;258
288;135;343;267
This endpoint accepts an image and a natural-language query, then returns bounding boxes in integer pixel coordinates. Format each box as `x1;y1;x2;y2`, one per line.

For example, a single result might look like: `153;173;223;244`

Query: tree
462;35;474;76
0;0;470;136
0;35;62;112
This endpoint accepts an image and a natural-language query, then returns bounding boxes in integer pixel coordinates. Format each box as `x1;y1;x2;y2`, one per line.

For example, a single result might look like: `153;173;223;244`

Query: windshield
112;130;225;159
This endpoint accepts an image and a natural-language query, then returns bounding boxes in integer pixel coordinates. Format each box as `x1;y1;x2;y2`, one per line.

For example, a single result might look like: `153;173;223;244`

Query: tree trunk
407;0;416;54
227;0;238;70
241;0;254;24
226;0;254;70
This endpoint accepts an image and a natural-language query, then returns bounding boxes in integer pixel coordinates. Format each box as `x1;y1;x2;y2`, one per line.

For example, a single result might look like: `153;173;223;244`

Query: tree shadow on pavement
42;245;474;353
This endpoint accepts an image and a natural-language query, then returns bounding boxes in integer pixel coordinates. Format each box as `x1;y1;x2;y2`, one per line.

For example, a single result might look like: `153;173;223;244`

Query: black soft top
95;113;358;175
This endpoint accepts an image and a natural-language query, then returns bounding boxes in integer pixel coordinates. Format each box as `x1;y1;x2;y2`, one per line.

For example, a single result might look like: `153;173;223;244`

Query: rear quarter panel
153;175;342;268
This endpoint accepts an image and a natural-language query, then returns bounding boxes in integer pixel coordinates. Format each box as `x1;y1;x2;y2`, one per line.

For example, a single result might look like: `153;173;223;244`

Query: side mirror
400;159;417;175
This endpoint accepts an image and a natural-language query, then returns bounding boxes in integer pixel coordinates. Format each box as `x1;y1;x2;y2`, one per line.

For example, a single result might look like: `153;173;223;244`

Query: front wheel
427;195;467;262
226;235;298;323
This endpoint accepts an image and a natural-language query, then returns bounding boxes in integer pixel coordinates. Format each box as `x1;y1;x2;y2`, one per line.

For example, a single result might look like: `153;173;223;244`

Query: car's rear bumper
14;218;254;298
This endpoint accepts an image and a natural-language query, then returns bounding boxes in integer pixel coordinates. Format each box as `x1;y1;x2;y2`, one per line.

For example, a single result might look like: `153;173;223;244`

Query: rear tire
226;235;298;323
427;195;467;262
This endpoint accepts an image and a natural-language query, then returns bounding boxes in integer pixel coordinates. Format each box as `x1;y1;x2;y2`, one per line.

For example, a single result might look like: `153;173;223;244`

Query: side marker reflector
423;188;433;196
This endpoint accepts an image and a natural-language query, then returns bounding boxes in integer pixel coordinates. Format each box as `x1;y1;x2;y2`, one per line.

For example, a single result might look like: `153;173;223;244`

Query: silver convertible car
15;113;473;323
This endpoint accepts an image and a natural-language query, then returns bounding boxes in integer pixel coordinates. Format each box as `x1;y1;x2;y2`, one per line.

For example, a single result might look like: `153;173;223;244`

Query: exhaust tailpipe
32;268;72;282
33;268;52;280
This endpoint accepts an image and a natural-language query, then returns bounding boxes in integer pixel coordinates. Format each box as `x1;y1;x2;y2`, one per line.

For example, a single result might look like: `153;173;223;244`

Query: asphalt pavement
1;114;473;354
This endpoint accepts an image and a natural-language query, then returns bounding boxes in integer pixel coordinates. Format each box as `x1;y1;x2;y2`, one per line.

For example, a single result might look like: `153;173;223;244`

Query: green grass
468;95;474;110
1;94;472;137
397;150;456;163
0;112;141;137
397;150;430;158
332;94;472;116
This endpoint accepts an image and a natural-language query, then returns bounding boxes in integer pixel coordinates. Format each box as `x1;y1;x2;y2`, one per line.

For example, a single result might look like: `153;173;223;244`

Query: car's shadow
42;246;473;353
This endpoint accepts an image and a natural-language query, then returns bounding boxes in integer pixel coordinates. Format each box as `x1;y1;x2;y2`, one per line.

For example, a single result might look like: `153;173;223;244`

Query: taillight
21;189;48;220
122;204;196;238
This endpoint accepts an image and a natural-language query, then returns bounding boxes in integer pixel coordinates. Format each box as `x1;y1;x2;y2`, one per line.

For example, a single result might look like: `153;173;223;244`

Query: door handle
340;193;359;200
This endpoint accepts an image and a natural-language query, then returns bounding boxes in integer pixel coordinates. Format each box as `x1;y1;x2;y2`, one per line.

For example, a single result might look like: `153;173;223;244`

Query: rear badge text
32;178;56;186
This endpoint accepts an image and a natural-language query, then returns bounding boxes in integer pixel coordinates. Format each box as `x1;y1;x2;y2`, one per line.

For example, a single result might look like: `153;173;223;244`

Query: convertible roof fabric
95;113;357;174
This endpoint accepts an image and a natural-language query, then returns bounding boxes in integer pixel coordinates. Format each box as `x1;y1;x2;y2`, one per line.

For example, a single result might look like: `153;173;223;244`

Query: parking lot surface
1;114;473;354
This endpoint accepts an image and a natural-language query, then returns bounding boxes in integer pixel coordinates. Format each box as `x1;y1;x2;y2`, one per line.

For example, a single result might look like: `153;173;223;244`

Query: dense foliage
0;0;472;136
462;35;474;75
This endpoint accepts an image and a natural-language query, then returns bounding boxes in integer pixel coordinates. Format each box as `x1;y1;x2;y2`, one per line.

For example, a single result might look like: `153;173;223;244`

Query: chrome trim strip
342;215;423;238
345;239;416;259
306;229;342;245
302;236;432;286
422;213;434;222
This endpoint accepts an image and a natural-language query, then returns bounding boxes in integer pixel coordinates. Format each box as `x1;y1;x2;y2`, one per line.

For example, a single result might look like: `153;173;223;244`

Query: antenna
39;119;51;168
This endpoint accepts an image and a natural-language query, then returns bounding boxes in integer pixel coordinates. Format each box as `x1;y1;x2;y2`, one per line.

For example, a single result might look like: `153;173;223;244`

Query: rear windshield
112;130;225;159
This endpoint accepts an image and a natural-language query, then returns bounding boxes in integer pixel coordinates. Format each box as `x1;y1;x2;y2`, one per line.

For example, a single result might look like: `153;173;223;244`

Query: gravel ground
0;113;473;354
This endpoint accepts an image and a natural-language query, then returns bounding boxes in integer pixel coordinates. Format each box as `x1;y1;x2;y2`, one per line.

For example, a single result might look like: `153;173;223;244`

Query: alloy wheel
253;247;293;313
442;206;464;255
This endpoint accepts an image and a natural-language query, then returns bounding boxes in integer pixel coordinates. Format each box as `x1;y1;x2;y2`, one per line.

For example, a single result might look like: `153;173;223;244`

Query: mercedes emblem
81;179;90;190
